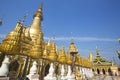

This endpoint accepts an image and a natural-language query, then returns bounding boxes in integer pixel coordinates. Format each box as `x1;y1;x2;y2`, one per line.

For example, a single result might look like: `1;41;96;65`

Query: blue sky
0;0;120;64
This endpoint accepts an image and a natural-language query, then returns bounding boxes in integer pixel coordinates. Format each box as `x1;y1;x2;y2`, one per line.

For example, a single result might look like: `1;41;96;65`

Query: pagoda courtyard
0;3;120;80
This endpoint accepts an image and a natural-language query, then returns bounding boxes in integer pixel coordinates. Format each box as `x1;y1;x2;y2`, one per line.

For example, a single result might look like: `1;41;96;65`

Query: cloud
44;37;117;42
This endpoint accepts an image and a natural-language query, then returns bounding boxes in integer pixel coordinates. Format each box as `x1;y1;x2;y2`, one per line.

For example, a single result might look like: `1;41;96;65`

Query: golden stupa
58;46;67;64
0;3;118;80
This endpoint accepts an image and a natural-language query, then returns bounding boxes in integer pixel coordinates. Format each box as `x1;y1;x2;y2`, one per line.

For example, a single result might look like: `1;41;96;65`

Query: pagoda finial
48;42;58;62
39;3;43;10
30;3;43;42
47;38;51;46
58;45;67;64
69;42;77;52
33;3;43;20
89;51;93;62
96;46;100;57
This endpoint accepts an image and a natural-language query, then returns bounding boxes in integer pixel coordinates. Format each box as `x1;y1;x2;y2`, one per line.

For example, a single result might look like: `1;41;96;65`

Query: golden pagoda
58;46;67;64
0;22;23;55
30;3;43;42
48;42;58;62
91;47;118;76
1;3;119;80
88;51;93;62
67;42;78;65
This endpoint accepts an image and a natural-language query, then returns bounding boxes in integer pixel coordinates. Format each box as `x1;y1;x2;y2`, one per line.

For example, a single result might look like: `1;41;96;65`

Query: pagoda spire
48;42;58;62
89;51;93;62
58;45;67;64
30;3;43;42
96;47;100;58
34;3;43;20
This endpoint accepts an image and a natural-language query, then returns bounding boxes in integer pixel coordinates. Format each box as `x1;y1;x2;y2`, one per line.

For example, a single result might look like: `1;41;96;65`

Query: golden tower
58;46;67;64
48;42;58;62
88;51;93;62
30;3;43;42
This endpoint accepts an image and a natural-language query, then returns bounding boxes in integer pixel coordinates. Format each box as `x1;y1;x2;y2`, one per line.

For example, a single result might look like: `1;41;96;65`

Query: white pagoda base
44;63;57;80
60;64;67;80
66;65;75;80
27;61;39;80
0;56;10;77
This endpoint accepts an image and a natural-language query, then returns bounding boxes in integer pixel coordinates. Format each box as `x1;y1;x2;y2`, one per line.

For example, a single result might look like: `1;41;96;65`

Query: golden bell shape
48;42;57;62
20;27;32;56
29;34;42;59
0;22;22;55
58;46;67;64
42;46;48;60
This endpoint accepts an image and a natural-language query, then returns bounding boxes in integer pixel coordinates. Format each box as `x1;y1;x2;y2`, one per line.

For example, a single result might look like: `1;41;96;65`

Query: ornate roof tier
48;42;58;62
0;22;23;55
58;46;67;64
92;48;112;66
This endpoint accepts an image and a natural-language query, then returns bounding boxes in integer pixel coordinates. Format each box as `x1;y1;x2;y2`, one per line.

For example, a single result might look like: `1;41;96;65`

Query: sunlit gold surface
0;22;22;55
88;51;93;62
42;46;48;59
58;46;67;64
29;34;42;59
30;3;43;42
48;42;58;62
67;42;78;65
0;3;103;78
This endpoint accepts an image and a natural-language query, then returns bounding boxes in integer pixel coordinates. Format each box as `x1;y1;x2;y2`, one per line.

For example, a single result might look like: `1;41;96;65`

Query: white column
27;61;38;80
0;56;10;76
44;63;56;80
60;64;66;80
66;65;75;80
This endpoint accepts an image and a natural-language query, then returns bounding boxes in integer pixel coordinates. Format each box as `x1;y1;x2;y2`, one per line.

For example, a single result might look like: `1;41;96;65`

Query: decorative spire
48;42;58;62
47;38;51;46
68;42;77;52
55;44;59;56
42;46;48;60
29;34;42;59
96;47;100;57
0;22;23;55
34;3;43;20
89;51;93;62
30;3;43;42
67;42;78;64
58;46;67;64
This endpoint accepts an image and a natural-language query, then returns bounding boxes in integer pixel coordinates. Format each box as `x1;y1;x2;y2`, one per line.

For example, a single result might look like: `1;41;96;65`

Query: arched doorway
8;60;20;77
102;69;106;75
44;63;50;76
92;69;94;72
97;69;100;75
108;68;112;76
